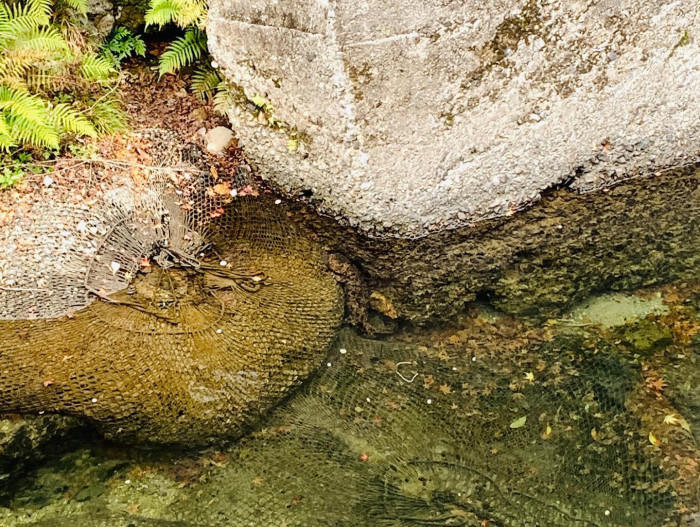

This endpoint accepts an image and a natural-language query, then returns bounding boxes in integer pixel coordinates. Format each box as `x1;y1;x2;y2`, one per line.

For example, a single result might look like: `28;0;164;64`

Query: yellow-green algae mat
0;175;343;444
2;286;699;527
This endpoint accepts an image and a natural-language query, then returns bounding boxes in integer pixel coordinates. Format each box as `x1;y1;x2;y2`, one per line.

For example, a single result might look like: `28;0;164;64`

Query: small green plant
100;26;146;67
0;0;127;152
145;0;229;104
0;152;47;188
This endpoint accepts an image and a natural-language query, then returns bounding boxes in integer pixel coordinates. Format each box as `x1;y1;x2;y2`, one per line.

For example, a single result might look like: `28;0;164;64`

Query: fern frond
157;27;206;77
0;85;59;149
213;82;234;115
49;103;97;137
88;97;127;134
191;64;220;99
62;0;88;15
25;66;70;92
0;85;46;123
80;52;116;83
26;0;52;20
11;26;69;54
0;0;51;39
144;0;180;27
145;0;205;28
0;116;15;150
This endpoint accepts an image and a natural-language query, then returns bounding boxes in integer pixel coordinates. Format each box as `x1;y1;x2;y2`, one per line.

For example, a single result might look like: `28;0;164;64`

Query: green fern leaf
157;27;206;77
88;97;127;134
49;103;97;138
62;0;88;15
145;0;205;28
191;64;220;99
0;116;16;150
11;26;69;54
80;52;116;83
0;0;51;38
0;86;59;149
213;82;235;115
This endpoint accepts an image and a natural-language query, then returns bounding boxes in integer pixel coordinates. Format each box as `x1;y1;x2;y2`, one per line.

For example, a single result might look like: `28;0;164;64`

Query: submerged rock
0;415;86;500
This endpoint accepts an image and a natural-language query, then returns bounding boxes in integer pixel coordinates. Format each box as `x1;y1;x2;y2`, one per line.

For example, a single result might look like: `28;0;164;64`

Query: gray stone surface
208;0;700;237
205;126;235;154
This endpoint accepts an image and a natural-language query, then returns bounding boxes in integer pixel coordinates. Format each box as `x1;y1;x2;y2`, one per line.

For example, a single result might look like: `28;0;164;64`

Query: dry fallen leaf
212;181;231;196
649;431;660;446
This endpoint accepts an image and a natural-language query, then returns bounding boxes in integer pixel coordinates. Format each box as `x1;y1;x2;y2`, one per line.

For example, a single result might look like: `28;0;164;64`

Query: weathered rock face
289;165;699;326
207;0;699;237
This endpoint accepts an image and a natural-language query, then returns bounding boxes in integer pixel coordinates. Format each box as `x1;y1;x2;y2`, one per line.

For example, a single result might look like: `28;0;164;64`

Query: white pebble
339;348;347;354
472;356;476;362
91;398;98;403
426;399;433;404
216;329;223;334
274;199;282;205
125;479;131;485
366;397;371;403
604;510;610;517
327;362;332;367
220;260;228;266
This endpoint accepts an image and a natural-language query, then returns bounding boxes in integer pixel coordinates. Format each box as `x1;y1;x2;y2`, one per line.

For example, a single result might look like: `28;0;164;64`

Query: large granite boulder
207;0;699;237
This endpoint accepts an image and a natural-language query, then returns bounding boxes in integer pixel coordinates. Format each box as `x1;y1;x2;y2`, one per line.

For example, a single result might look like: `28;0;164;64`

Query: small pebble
91;398;98;403
216;329;223;334
274;199;282;205
604;510;610;516
327;362;332;367
426;399;433;405
220;260;228;266
339;348;347;354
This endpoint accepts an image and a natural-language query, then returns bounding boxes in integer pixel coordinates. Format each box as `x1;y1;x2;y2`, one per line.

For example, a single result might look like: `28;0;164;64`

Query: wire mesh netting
0;169;344;444
3;314;699;526
0;156;698;526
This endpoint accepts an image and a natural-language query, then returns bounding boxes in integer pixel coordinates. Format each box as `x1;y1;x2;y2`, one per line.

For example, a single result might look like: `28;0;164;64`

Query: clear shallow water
1;283;698;527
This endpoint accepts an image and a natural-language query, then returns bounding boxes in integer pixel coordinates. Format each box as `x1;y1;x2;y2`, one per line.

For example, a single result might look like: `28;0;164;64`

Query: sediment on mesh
164;329;696;527
0;171;343;444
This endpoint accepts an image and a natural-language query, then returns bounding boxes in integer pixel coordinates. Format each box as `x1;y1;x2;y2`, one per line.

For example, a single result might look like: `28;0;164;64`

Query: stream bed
1;281;698;527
